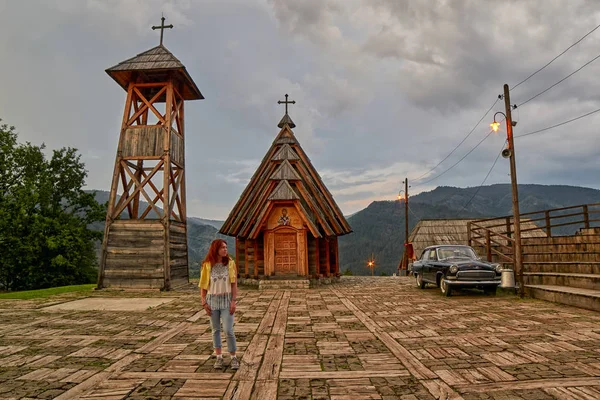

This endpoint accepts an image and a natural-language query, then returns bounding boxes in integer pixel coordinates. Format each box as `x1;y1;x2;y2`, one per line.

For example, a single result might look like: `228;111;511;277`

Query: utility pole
404;178;409;275
503;84;524;297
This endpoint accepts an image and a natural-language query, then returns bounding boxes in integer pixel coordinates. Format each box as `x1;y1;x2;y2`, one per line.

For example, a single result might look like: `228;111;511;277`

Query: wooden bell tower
98;18;203;290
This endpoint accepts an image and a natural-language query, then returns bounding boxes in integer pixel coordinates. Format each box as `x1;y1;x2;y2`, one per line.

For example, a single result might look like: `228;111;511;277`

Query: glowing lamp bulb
490;121;500;132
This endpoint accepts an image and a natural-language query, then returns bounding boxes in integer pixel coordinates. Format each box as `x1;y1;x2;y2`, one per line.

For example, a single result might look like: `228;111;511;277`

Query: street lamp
367;254;375;276
491;84;523;297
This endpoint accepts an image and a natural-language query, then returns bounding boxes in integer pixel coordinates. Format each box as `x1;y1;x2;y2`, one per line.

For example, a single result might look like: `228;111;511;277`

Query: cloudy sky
2;0;600;219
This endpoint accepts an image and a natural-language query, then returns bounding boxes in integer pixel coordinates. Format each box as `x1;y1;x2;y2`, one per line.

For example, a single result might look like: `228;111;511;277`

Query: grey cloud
1;0;600;220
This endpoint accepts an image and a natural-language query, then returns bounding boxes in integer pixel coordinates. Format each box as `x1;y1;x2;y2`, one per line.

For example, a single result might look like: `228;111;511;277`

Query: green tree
0;120;105;291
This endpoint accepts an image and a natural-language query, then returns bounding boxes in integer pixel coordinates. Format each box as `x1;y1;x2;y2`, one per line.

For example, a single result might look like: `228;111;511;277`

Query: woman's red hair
203;239;230;266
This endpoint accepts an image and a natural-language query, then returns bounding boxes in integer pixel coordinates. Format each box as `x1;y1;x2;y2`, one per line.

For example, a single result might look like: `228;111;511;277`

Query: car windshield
436;246;477;260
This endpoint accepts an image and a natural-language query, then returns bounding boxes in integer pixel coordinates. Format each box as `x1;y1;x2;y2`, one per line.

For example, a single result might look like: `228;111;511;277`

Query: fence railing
468;203;600;263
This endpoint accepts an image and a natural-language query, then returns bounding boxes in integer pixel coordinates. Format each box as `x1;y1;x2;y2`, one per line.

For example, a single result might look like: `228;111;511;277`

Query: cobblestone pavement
1;276;600;399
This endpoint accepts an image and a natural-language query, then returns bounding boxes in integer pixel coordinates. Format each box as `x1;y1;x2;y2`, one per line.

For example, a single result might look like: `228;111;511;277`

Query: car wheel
440;278;452;297
484;286;497;296
415;273;426;289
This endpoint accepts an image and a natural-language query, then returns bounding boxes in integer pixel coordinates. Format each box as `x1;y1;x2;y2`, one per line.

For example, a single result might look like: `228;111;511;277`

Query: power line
407;203;422;221
517;52;600;107
512;22;600;91
455;141;506;215
413;128;496;187
515;107;600;138
410;98;499;182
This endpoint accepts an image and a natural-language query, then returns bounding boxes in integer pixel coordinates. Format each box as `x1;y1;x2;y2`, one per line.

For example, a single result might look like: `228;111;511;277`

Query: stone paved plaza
1;276;600;399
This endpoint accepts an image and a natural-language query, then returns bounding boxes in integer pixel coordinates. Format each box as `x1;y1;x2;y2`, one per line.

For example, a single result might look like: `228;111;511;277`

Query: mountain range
88;184;600;277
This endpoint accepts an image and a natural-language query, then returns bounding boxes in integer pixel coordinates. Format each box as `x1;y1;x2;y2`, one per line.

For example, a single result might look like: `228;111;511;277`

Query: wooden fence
468;203;600;264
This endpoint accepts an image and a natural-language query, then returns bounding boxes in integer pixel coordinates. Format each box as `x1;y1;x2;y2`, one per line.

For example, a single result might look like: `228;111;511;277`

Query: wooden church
97;18;202;290
219;96;352;278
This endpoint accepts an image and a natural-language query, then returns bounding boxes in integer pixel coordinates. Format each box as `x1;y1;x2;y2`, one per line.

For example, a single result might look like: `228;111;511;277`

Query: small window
421;250;429;261
429;249;437;261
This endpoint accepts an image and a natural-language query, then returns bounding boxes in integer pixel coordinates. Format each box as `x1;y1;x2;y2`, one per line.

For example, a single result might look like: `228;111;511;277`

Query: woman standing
199;239;239;370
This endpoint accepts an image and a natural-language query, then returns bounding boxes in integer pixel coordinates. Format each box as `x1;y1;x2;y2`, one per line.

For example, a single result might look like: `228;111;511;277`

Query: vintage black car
411;245;502;296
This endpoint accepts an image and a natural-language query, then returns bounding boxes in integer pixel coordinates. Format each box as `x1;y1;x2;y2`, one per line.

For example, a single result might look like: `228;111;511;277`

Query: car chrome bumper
444;279;501;286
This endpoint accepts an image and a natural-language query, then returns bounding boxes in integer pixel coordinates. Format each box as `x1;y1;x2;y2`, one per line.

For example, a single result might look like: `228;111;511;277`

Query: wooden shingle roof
220;117;352;239
106;45;203;100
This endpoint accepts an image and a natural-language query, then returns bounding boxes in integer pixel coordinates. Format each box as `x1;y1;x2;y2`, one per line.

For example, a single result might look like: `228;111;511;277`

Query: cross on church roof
152;16;173;46
278;94;296;115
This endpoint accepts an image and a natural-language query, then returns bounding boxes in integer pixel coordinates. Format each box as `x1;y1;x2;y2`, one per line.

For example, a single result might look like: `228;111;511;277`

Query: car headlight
449;265;458;274
493;264;502;273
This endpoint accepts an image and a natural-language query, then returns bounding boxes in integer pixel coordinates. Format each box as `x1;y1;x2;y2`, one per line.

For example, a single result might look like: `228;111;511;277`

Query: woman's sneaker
231;356;240;370
214;356;224;369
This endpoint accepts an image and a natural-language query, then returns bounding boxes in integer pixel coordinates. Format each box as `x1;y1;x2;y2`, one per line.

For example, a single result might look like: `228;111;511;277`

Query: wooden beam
162;81;173;290
114;160;163;218
119;168;133;218
127;86;166;126
133;86;167;124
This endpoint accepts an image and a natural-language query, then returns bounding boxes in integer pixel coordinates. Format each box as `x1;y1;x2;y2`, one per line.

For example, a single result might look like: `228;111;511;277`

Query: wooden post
504;84;524;297
333;237;339;275
506;217;512;239
583;205;590;229
162;82;173;291
325;238;330;277
467;222;472;247
315;237;320;277
545;210;552;237
486;229;492;262
404;178;409;273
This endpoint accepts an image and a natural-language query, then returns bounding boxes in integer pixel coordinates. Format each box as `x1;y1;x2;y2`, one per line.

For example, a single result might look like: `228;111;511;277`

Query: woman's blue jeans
210;309;237;353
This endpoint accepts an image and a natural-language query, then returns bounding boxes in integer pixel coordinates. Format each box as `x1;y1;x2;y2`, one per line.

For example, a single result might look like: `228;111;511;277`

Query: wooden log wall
318;239;328;276
122;127;165;158
246;239;256;276
308;236;317;276
170;131;184;166
237;239;247;276
331;237;339;275
169;221;189;286
256;234;265;276
103;220;165;289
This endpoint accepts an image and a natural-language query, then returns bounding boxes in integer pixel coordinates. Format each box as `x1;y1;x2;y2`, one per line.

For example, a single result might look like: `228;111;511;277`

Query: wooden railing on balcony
468;203;600;263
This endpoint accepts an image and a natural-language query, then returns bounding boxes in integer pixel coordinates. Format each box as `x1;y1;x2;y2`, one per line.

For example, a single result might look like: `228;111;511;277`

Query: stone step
522;252;600;262
524;262;600;274
258;280;310;290
523;272;600;291
525;284;600;312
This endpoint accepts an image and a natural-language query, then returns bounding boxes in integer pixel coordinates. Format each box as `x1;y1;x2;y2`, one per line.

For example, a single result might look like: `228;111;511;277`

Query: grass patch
0;284;95;300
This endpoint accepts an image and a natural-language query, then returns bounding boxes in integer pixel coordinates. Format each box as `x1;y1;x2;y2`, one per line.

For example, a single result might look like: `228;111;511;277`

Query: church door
274;232;297;275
